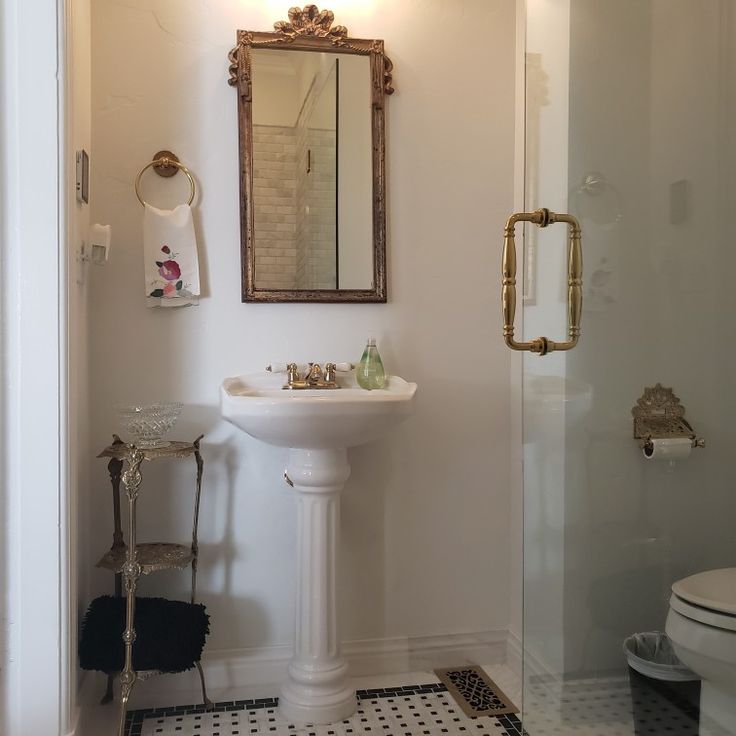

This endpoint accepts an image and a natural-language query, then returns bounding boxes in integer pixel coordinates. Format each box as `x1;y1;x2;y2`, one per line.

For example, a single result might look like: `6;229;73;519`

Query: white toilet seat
667;569;736;735
670;593;736;632
673;568;736;616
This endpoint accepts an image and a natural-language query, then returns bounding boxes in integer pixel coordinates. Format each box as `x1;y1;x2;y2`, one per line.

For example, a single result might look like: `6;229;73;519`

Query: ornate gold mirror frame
227;5;393;302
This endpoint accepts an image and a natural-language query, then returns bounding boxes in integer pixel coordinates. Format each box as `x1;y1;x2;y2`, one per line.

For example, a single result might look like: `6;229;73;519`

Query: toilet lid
672;568;736;615
670;593;736;632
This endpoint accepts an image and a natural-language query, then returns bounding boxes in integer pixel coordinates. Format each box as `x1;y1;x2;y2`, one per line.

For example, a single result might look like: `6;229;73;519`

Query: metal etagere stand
96;434;212;736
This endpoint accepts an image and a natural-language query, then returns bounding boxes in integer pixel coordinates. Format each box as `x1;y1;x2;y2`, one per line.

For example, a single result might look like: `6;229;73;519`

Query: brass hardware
307;363;322;382
228;6;394;94
283;362;341;390
267;361;352;373
286;362;300;386
135;151;196;207
151;150;182;178
502;208;583;355
632;384;705;450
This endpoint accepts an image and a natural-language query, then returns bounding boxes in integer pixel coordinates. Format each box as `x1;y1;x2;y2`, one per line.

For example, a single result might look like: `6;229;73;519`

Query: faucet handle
325;362;336;383
286;362;300;384
306;363;323;383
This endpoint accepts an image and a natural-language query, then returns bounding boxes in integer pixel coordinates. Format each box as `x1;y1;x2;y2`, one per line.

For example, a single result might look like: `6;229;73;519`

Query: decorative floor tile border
124;683;526;736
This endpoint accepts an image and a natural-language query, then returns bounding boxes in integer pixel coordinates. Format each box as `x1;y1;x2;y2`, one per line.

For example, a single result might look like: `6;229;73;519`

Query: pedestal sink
221;371;417;724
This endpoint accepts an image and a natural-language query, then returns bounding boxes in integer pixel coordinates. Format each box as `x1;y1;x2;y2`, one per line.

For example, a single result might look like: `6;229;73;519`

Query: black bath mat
435;665;518;717
79;595;209;674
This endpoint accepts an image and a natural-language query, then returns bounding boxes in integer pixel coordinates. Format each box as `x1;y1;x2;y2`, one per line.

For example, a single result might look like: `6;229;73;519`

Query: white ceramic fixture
221;371;417;724
666;568;736;735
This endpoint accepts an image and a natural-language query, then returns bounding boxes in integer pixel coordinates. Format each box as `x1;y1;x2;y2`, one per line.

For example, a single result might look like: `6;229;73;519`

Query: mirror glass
251;49;373;291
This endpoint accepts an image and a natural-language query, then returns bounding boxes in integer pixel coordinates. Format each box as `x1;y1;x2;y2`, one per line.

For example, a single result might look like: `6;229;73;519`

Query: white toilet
666;568;736;735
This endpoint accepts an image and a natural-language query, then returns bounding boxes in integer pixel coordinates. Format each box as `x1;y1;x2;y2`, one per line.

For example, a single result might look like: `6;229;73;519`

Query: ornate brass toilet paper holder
632;384;705;451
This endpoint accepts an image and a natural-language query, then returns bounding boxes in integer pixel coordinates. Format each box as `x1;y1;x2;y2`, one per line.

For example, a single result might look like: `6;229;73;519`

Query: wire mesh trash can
624;631;700;731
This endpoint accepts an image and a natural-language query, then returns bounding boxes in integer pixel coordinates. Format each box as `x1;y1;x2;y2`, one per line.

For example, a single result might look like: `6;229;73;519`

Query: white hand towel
144;203;200;307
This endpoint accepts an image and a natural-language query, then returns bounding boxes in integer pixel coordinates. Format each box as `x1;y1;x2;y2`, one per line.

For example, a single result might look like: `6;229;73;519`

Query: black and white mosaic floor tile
522;673;728;736
125;684;525;736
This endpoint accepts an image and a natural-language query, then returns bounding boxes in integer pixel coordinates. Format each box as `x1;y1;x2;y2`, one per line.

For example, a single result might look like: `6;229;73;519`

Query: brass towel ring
135;151;196;207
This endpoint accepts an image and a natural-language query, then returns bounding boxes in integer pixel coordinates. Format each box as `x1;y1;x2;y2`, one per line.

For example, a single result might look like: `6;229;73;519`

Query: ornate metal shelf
97;435;201;462
96;542;195;575
96;433;212;736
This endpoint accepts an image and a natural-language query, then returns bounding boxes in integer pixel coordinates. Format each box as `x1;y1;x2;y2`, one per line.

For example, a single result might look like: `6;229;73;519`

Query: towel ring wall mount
135;150;196;207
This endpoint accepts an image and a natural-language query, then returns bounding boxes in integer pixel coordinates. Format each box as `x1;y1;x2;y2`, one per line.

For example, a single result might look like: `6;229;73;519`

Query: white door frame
0;0;72;734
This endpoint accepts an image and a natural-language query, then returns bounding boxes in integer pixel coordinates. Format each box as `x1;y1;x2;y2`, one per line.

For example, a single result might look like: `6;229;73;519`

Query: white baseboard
505;628;522;678
513;635;563;702
119;629;510;709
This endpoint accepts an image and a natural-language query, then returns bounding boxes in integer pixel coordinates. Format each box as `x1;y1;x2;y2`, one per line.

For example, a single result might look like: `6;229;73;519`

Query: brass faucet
283;363;341;390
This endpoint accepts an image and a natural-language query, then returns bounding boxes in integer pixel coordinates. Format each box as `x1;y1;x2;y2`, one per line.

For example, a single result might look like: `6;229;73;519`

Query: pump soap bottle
356;337;387;390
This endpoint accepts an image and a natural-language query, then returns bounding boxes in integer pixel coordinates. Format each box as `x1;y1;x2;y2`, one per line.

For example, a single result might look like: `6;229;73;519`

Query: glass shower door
521;1;736;734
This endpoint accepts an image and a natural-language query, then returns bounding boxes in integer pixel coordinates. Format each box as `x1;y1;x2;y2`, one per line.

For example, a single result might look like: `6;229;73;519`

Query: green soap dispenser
356;337;387;390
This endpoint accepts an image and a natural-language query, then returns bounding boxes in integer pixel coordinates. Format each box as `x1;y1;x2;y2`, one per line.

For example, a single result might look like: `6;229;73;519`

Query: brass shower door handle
501;208;582;355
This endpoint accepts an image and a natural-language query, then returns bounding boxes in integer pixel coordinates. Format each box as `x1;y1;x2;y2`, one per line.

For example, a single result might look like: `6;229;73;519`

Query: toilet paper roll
643;437;692;461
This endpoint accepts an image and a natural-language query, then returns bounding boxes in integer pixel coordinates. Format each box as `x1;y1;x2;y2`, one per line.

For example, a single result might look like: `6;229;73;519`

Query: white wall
87;0;516;671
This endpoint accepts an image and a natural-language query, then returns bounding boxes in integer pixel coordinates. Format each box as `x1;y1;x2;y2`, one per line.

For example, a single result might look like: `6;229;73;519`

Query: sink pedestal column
280;448;356;725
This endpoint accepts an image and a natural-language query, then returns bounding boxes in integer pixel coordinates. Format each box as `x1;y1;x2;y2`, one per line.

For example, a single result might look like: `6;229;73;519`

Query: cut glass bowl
116;402;183;449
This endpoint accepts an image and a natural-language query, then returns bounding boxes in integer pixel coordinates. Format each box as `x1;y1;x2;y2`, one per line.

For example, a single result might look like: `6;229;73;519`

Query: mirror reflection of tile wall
253;124;298;289
252;56;338;291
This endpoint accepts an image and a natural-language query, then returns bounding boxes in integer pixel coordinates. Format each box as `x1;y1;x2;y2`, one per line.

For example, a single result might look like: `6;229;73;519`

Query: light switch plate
75;150;89;204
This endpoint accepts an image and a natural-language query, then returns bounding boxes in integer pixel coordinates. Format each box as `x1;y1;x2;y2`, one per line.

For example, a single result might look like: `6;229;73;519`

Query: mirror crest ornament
228;5;393;302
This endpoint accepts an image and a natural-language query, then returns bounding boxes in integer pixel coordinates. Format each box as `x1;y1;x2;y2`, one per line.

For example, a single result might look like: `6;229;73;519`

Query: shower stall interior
520;1;736;733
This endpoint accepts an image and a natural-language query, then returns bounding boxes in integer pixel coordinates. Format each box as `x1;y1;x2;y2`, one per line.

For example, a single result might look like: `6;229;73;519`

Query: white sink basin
221;371;417;449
